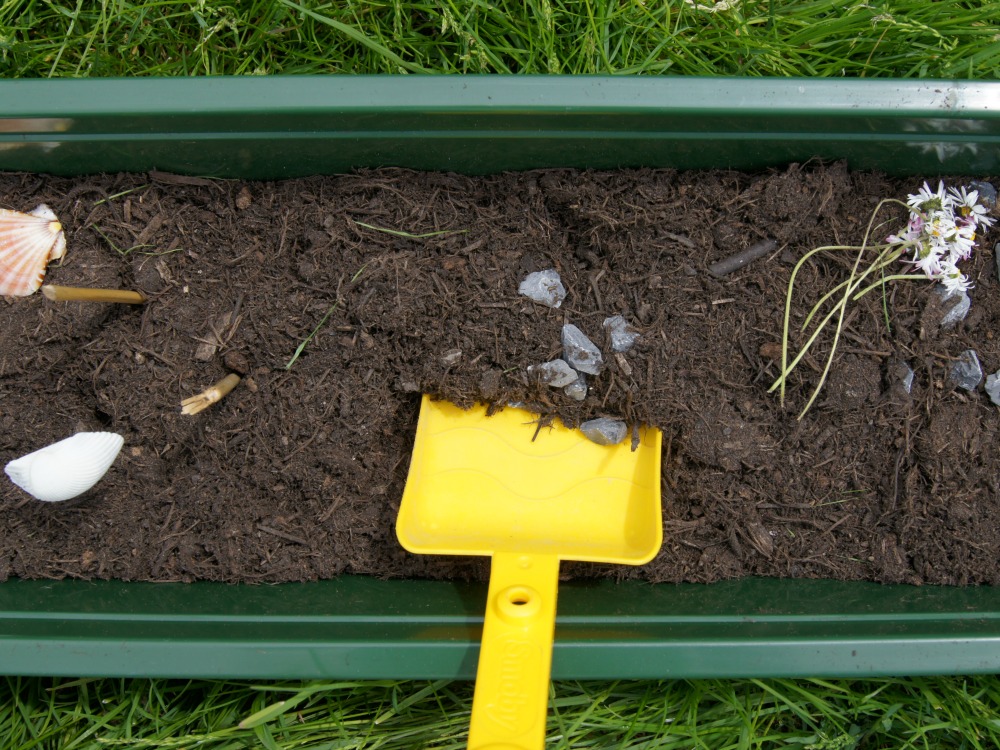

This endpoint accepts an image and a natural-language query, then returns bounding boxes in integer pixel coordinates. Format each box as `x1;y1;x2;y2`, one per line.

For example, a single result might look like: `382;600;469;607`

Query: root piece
181;374;241;415
42;284;147;304
707;239;778;277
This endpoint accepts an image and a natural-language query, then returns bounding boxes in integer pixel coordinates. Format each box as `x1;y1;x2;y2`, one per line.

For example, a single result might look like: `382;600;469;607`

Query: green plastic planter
2;76;1000;679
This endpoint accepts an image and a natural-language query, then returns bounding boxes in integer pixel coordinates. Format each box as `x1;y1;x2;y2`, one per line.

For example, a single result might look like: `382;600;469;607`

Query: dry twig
181;374;241;415
42;284;147;304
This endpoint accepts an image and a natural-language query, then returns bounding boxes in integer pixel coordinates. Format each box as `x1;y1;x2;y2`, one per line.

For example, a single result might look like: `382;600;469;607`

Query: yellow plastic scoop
397;395;662;750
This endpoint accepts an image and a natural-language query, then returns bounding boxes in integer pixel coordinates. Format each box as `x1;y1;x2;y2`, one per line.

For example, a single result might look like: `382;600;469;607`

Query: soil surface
1;164;998;586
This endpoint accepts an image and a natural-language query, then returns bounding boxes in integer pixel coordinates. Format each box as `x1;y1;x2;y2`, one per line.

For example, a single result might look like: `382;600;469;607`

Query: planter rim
2;75;1000;118
2;74;1000;678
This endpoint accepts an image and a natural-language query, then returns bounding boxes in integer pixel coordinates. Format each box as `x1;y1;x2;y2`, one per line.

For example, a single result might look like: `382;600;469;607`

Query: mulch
1;163;998;586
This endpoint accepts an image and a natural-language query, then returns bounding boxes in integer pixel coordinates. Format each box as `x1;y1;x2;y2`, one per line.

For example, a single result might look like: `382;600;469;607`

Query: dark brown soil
1;164;998;586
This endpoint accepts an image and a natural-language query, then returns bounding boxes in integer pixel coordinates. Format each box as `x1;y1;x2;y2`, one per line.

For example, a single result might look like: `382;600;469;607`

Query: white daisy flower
938;259;973;293
906;180;947;213
896;180;993;284
948;184;995;230
908;240;944;277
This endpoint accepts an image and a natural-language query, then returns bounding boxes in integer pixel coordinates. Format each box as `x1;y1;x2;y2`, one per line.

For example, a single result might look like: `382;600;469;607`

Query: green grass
0;0;998;78
3;676;1000;749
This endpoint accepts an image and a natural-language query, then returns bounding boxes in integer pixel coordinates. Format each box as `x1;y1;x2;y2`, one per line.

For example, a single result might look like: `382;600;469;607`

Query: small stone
759;342;783;360
970;180;997;209
480;369;501;400
440;349;462;367
614;352;633;377
580;418;628;446
602;315;640;352
193;311;233;361
194;342;216;362
562;323;604;375
527;359;578;388
223;350;250;376
935;284;970;329
518;269;566;308
563;374;588;401
986;372;1000;406
744;521;774;559
235;186;253;210
890;360;914;394
949;349;982;391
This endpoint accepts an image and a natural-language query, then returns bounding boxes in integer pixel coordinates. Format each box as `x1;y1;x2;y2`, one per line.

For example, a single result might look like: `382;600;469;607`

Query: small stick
181;374;241;415
43;284;147;304
708;239;778;277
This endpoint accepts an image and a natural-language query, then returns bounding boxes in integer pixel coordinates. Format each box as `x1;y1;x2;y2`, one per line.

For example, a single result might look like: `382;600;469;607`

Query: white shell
0;204;67;297
4;432;124;502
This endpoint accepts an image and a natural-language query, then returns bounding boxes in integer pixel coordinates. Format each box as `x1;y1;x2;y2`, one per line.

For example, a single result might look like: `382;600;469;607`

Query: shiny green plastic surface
1;76;999;177
2;577;1000;679
2;75;1000;678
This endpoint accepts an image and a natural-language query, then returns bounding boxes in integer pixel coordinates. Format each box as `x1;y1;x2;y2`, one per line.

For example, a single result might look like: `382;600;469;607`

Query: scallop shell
4;432;124;503
0;204;67;297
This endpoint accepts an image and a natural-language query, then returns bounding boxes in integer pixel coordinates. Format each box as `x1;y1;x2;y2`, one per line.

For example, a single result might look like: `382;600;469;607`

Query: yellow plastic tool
397;395;662;750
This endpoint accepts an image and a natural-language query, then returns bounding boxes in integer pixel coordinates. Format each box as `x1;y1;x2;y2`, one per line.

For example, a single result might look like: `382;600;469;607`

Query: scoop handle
467;552;560;750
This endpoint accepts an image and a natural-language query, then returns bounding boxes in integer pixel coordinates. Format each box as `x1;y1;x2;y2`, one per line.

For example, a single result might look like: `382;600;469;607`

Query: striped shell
0;204;67;297
4;432;124;503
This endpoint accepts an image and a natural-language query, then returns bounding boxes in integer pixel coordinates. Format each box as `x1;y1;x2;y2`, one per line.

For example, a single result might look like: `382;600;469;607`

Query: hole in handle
495;585;541;621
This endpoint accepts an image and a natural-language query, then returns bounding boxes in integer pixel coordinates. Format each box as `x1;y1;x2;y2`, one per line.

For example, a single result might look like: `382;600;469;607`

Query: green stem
284;303;339;370
772;198;912;416
851;273;926;300
796;198;900;418
769;295;865;395
777;244;858;405
801;247;898;330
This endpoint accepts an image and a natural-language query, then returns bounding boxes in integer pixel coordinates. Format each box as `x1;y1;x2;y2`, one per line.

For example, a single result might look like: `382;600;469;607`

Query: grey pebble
892;360;915;394
580;418;628;446
987;372;1000;406
949;349;982;391
603;315;640;353
562;323;604;375
527;359;578;388
563;374;588;401
970;180;997;209
935;284;970;329
440;349;462;367
518;269;566;308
